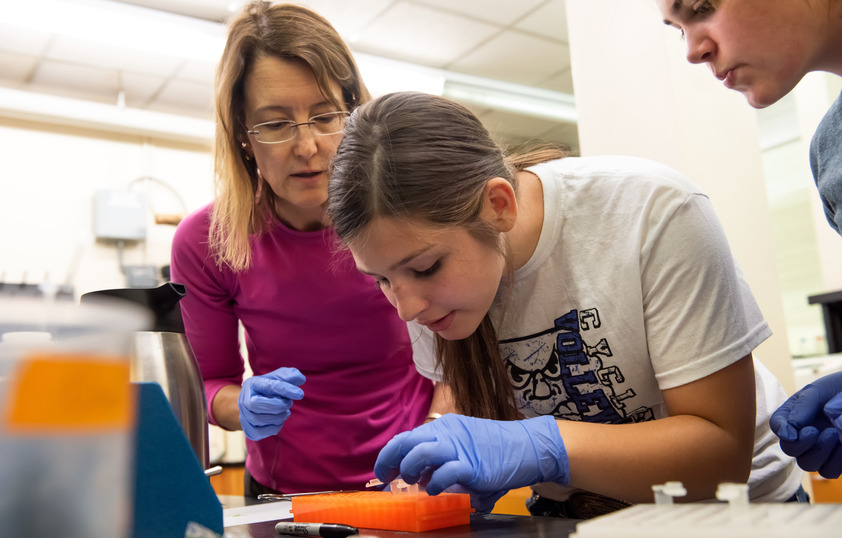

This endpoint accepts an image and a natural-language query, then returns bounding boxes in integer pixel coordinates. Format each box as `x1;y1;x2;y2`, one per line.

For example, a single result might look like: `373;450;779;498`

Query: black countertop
218;495;580;538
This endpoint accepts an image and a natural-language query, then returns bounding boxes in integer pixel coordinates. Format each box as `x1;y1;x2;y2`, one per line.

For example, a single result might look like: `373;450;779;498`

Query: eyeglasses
246;111;350;144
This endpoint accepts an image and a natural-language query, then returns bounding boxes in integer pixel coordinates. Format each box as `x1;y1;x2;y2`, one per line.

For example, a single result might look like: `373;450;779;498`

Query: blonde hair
328;92;566;419
210;1;370;271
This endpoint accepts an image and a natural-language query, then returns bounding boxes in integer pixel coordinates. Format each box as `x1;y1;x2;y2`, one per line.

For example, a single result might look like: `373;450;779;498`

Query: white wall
761;134;828;356
0;117;213;298
792;74;842;294
758;75;842;357
0;115;246;464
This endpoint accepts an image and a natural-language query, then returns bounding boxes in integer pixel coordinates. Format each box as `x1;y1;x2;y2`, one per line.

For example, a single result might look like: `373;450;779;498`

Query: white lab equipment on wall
94;189;147;241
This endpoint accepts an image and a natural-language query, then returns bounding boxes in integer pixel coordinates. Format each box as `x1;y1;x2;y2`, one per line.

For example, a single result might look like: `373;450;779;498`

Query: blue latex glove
374;413;569;513
238;367;305;441
769;371;842;479
825;391;842;440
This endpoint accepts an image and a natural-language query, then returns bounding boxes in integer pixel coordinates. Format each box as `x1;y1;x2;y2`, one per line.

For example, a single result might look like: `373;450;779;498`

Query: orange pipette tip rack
291;490;472;532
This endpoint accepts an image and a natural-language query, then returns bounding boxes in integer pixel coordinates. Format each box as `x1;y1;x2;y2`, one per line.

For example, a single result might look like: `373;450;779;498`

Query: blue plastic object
132;382;222;537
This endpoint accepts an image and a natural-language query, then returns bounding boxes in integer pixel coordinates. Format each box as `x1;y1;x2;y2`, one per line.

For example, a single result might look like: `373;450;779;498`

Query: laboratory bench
217;494;581;538
808;289;842;353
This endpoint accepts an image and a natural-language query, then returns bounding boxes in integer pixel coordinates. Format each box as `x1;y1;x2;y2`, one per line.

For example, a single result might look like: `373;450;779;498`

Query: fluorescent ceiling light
444;76;578;123
0;0;576;141
355;53;446;97
0;87;213;145
5;0;224;63
355;53;576;123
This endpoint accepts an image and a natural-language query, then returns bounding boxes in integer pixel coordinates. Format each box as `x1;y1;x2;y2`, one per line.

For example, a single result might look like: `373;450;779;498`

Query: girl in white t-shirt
326;91;803;517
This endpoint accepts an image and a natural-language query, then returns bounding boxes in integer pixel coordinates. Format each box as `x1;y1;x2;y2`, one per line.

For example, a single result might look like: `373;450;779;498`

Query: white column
793;73;842;292
565;0;794;391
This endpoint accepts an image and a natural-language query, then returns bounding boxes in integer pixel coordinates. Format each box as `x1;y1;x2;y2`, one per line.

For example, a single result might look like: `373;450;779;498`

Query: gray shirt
811;88;842;235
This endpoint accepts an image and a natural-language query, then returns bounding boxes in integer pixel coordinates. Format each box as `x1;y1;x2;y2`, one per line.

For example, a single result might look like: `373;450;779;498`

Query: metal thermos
81;282;209;469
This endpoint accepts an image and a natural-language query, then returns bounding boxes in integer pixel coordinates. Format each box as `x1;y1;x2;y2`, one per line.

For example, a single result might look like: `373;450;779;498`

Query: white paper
222;500;292;527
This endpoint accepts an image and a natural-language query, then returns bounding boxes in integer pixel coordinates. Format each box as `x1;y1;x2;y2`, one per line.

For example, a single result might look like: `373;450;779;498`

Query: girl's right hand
374;413;569;513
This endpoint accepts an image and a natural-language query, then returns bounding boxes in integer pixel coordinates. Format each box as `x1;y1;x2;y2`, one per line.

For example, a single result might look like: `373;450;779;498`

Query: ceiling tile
350;2;500;68
0;51;38;85
175;59;216;85
29;61;120;104
0;0;579;146
294;0;395;39
449;31;569;87
47;35;184;78
515;0;568;43
477;107;568;139
120;72;166;107
112;0;241;22
536;122;579;154
537;68;574;94
410;0;546;26
0;23;52;56
459;102;576;150
147;78;214;118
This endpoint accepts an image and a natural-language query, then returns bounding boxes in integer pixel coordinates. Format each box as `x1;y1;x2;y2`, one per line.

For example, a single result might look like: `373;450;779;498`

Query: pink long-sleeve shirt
170;204;432;493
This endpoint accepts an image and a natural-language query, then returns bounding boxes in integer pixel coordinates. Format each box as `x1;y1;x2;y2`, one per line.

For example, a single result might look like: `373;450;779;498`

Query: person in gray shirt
654;0;842;480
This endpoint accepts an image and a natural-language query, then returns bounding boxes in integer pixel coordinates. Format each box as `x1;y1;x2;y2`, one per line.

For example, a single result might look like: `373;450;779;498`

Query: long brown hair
211;1;370;271
327;91;566;419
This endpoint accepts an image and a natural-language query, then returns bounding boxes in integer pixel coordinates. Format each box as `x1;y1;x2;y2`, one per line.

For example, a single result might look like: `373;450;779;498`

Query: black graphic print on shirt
500;309;654;423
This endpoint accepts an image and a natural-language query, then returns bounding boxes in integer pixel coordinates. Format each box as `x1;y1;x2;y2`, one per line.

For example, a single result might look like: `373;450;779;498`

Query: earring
241;141;251;160
254;168;264;204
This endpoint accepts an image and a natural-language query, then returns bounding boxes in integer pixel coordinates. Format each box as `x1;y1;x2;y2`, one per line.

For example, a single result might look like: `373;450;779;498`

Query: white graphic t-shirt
410;156;801;502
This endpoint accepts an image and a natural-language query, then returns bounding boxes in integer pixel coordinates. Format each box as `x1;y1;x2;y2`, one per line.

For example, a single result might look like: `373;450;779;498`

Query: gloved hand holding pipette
374;413;570;513
769;371;842;479
238;367;306;441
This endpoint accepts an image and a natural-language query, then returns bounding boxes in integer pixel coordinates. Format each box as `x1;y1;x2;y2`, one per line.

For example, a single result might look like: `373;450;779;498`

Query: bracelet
425;413;443;421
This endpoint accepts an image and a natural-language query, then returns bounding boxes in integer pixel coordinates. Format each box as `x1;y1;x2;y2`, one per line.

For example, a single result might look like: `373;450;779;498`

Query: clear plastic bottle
0;296;148;538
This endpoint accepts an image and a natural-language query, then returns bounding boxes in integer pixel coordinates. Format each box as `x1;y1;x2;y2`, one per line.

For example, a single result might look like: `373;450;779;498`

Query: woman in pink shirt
170;1;437;496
